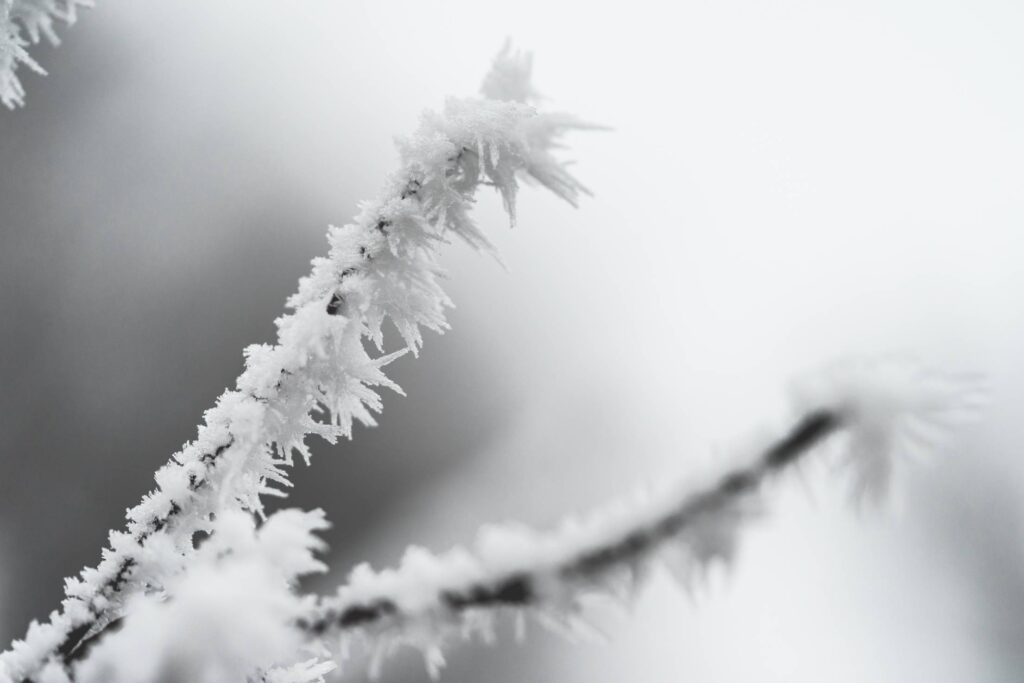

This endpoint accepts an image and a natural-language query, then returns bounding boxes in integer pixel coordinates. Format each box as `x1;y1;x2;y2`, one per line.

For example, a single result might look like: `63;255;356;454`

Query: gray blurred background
1;1;1023;680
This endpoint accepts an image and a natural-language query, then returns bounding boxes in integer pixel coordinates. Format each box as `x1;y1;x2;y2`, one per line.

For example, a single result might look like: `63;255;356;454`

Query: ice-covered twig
0;46;593;683
72;509;333;683
300;359;982;677
0;0;92;108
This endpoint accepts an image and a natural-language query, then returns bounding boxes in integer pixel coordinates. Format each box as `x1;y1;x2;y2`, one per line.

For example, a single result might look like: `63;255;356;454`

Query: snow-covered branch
0;46;593;683
0;0;92;108
297;359;982;677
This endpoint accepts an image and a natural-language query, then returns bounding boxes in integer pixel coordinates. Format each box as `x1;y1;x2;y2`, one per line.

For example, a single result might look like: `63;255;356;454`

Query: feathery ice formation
0;46;593;682
0;0;92;108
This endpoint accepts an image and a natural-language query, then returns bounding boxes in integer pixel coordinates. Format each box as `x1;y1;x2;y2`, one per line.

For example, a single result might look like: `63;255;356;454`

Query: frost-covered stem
300;357;979;676
0;47;591;683
301;410;841;638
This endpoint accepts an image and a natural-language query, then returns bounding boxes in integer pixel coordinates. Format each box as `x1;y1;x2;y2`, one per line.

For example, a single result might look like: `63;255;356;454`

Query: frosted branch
0;46;593;683
300;359;982;678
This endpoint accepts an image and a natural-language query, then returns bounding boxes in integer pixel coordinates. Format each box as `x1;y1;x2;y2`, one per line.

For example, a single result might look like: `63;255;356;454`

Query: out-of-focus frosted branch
300;359;982;678
0;0;92;108
0;46;593;683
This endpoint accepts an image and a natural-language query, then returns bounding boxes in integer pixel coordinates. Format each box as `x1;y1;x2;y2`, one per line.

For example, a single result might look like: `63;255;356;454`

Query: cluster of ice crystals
481;40;538;104
790;357;985;504
0;0;91;107
68;509;332;683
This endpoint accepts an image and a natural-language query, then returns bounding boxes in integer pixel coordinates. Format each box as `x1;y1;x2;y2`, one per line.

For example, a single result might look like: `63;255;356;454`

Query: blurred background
1;1;1023;680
